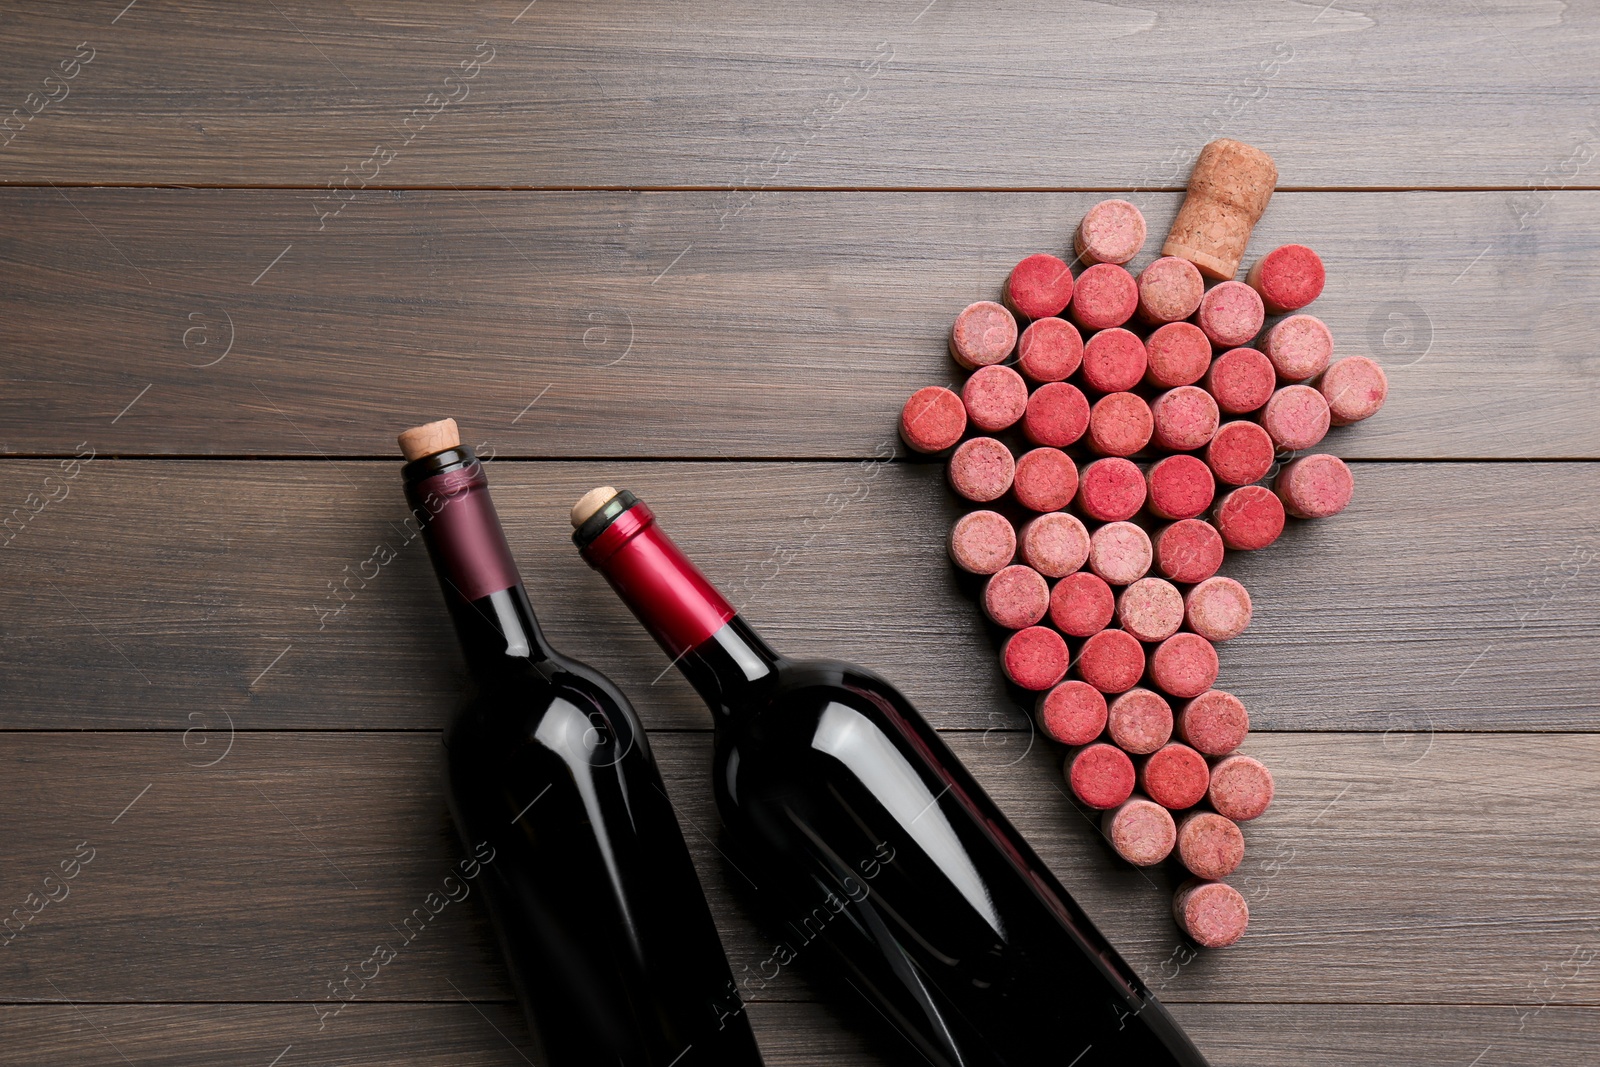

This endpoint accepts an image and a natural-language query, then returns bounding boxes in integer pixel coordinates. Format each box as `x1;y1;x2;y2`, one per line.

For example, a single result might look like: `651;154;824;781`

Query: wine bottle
398;422;764;1067
572;487;1211;1067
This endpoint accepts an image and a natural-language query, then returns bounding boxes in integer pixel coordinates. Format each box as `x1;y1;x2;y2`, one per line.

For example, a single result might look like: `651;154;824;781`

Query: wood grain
1;188;1597;460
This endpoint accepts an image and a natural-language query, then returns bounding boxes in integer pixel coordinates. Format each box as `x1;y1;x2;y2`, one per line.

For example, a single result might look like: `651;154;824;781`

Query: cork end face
571;486;619;529
397;418;460;460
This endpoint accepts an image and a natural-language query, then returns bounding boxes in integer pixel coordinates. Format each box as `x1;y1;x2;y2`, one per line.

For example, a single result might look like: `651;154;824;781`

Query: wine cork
1144;322;1212;389
1080;327;1147;393
1203;347;1276;415
1137;256;1205;325
1087;392;1154;458
950;300;1018;369
1150;387;1221;453
1012;447;1079;513
1262;314;1333;382
1173;879;1249;948
1116;578;1185;644
1138;742;1211;810
1275;453;1354;519
1205;421;1276;487
1076;457;1147;522
948;510;1017;575
398;418;461;460
1076;199;1148;266
1247;244;1325;314
1068;743;1137;810
1102;795;1177;866
1174;811;1246;880
1177;690;1249;756
1153;519;1224;584
1088;521;1153;586
1001;625;1070;691
1018;511;1091;578
1162;139;1278;281
1076;628;1146;694
1107;687;1174;755
1069;263;1139;332
1260;384;1331;451
1196;280;1265;349
1208;754;1275;821
570;486;619;528
948;437;1016;503
1316;355;1389;426
1184;576;1253;642
1050;571;1116;637
1016;317;1084;384
1038;680;1109;746
899;386;967;453
984;564;1051;629
1023;382;1091;447
1214;484;1285;550
1150;632;1219;699
1005;254;1076;321
1146;454;1216;522
962;364;1029;433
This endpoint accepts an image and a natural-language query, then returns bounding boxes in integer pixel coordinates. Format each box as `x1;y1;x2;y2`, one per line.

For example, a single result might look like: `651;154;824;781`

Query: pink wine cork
962;364;1029;433
950;300;1018;369
1076;629;1146;694
1262;314;1333;382
1204;346;1276;415
1050;571;1116;638
984;564;1051;629
1012;447;1079;513
1069;263;1139;332
1275;453;1354;519
398;418;461;460
1162;139;1278;281
1005;254;1076;320
1150;633;1219;699
1247;244;1325;314
948;437;1016;503
1107;687;1174;755
1259;384;1331;451
1139;742;1211;810
1080;327;1147;393
1023;382;1091;447
1214;485;1285;550
949;510;1017;575
1173;879;1249;948
1146;454;1216;522
1208;754;1275;821
1075;199;1147;266
1144;322;1212;389
1175;811;1244;880
1002;625;1070;691
1150;387;1221;453
1076;457;1147;522
1089;521;1152;586
1087;392;1154;458
1137;256;1205;325
900;386;967;454
1153;519;1224;584
1038;680;1108;746
1196;280;1265;349
1018;511;1090;578
1102;795;1177;866
1177;690;1249;756
1116;578;1184;644
1184;576;1253;642
1016;317;1084;383
1205;421;1275;487
1068;743;1137;810
1316;355;1389;426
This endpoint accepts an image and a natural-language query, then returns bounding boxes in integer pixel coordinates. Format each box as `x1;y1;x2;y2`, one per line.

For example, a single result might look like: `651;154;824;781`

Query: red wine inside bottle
400;441;764;1067
573;489;1211;1067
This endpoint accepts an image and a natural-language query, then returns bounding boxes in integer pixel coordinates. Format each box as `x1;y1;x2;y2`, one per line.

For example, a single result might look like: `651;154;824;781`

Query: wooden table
2;2;1597;1063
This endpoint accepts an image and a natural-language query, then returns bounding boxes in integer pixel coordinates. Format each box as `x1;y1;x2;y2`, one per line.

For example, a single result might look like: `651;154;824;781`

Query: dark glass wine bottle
400;436;764;1067
573;489;1211;1067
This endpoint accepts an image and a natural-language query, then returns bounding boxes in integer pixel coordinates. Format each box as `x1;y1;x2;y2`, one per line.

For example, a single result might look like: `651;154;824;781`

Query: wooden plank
1;730;1597;1012
1;459;1595;732
2;188;1597;460
0;1;1596;189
